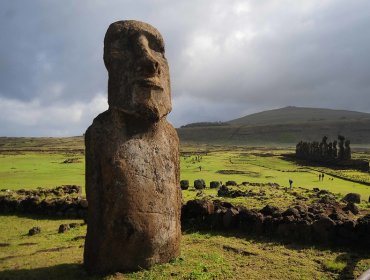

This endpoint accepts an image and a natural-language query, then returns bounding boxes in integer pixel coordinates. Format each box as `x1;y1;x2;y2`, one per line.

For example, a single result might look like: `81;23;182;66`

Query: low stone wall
181;199;370;250
1;186;369;250
0;186;87;219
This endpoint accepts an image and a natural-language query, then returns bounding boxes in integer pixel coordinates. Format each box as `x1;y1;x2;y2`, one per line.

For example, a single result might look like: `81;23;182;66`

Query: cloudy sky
1;0;370;136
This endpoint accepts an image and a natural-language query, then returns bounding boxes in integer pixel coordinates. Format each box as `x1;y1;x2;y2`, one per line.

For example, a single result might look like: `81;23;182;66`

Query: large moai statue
84;20;181;274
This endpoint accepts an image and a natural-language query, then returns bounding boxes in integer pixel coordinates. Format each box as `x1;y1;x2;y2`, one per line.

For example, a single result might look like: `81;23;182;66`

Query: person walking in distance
289;179;293;189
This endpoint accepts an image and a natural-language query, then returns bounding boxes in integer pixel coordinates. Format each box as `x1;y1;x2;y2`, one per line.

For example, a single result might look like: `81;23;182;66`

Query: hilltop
177;106;370;144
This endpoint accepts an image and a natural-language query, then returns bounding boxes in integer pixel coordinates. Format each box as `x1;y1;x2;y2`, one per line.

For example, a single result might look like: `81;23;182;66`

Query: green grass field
1;147;369;202
1;139;370;279
0;152;84;189
180;148;370;199
1;215;369;280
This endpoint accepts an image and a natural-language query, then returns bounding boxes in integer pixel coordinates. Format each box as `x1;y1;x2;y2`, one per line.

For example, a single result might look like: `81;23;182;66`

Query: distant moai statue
338;135;345;160
344;139;351;160
333;140;338;158
320;136;328;159
328;142;333;159
84;20;181;274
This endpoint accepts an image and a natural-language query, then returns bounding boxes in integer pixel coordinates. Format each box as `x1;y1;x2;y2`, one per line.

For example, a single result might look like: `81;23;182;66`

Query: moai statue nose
135;36;161;76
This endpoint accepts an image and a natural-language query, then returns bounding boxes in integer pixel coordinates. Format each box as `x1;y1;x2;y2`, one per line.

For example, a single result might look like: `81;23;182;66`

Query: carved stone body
84;20;181;274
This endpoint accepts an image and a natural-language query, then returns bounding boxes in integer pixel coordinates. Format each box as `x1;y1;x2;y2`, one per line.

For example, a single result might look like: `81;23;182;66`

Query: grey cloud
1;0;370;136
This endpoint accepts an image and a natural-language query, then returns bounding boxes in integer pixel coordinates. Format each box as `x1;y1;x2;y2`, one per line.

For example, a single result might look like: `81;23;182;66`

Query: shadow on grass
335;253;363;280
183;226;370;279
0;264;100;280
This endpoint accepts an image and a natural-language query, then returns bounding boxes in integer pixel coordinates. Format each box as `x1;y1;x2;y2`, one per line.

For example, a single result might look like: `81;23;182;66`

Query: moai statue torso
84;20;181;274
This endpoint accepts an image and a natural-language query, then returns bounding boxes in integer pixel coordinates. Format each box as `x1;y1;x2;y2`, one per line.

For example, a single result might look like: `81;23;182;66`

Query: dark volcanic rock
356;214;370;247
58;224;71;233
28;227;41;236
342;193;361;204
222;207;239;229
180;180;189;190
225;180;237;186
312;215;336;243
343;202;360;215
210;181;221;189
194;179;206;189
260;205;280;216
182;199;214;219
239;208;264;234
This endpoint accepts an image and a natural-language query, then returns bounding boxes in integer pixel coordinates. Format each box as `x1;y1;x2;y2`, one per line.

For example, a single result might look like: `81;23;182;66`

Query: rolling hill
177;106;370;145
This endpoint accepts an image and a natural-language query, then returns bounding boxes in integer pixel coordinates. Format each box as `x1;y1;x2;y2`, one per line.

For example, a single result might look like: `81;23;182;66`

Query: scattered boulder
343;202;360;215
239;208;264;234
58;224;70;233
182;199;214;220
318;195;337;205
222;207;239;229
225;180;237;186
28;227;41;236
312;215;336;243
282;207;300;218
180;180;189;190
260;205;280;216
342;193;361;204
210;181;221;189
356;214;370;247
194;179;206;189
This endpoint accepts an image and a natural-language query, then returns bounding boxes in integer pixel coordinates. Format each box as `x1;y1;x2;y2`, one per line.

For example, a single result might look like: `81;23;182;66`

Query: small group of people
318;173;325;181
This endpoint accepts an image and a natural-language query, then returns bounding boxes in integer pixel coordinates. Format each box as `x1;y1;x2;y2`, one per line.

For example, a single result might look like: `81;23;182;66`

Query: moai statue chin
84;20;181;274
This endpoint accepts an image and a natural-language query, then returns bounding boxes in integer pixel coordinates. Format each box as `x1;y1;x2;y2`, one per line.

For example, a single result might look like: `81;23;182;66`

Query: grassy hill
178;106;370;145
1;107;370;147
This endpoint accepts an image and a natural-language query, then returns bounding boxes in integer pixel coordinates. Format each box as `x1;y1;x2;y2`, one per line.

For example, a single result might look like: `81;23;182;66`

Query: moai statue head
322;136;328;144
345;139;350;148
104;20;171;121
333;140;337;148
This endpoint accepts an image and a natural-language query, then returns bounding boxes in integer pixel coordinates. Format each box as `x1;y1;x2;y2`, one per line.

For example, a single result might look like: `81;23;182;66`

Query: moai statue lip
104;20;172;122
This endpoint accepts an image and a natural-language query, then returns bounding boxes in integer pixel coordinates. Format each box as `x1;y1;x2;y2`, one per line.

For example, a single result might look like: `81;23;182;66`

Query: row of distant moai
296;135;351;161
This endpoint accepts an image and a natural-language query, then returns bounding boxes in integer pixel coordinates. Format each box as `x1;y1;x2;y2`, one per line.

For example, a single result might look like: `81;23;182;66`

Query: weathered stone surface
342;193;361;204
260;205;278;216
222;207;239;229
28;227;41;236
182;199;215;219
58;224;70;233
180;180;189;190
194;179;206;189
210;181;221;189
343;202;360;215
225;180;237;186
84;20;181;274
